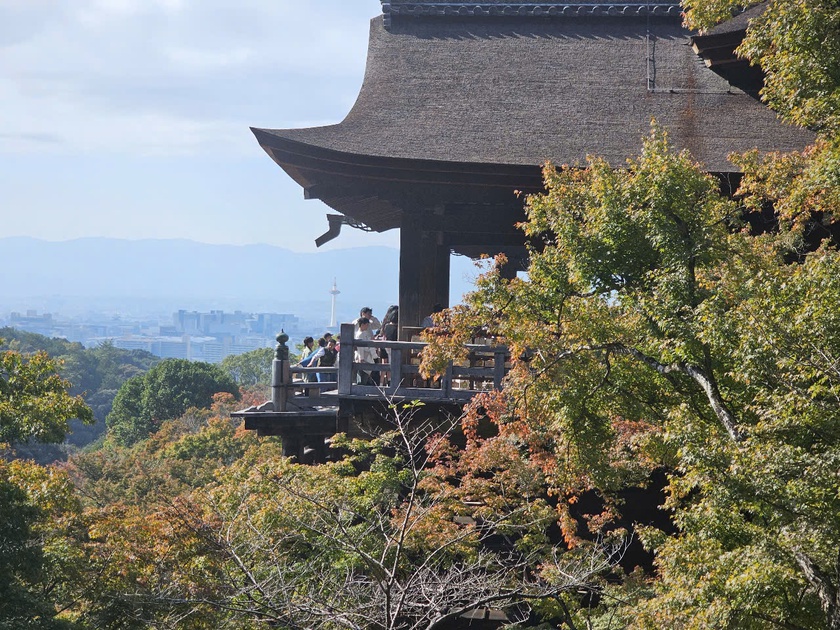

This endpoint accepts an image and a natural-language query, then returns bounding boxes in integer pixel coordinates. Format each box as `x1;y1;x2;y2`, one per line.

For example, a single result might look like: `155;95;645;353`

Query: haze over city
1;0;477;330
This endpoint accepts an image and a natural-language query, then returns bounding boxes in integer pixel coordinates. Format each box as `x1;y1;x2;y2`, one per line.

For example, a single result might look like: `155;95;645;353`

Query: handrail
336;323;509;401
265;323;509;412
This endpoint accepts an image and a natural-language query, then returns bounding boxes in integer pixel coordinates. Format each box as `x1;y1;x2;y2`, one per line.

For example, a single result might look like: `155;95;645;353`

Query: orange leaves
609;418;663;473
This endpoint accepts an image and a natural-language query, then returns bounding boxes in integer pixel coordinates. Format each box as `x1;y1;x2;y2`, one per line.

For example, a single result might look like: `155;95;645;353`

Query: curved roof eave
252;126;544;189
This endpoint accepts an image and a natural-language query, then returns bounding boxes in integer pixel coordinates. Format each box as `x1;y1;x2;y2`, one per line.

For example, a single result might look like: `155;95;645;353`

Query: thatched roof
702;1;767;36
257;13;808;168
253;3;811;232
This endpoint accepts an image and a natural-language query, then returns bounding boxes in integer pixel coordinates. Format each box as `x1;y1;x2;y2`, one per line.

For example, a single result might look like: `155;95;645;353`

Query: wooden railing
337;323;508;401
268;323;508;412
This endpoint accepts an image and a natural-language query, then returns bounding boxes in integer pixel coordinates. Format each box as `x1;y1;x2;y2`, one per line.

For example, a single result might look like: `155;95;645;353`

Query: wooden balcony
233;323;509;461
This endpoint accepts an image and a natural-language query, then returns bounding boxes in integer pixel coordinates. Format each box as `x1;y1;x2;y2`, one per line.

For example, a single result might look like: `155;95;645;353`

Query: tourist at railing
297;336;315;362
352;306;381;334
297;336;320;382
354;317;378;385
376;305;398;386
318;338;338;383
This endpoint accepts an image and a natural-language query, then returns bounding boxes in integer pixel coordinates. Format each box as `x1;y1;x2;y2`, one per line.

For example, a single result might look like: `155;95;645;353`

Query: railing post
271;331;291;412
493;348;507;390
442;361;453;398
338;323;355;395
389;348;403;392
306;376;321;400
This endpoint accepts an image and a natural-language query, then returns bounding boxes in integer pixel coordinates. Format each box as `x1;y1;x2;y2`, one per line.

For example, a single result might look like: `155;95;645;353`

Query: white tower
329;278;340;328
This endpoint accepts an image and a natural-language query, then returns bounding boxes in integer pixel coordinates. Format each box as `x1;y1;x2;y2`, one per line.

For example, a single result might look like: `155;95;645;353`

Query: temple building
252;0;811;336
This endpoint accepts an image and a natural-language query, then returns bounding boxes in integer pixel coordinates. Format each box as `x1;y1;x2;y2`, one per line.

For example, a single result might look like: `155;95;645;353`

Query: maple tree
121;404;624;629
423;121;840;628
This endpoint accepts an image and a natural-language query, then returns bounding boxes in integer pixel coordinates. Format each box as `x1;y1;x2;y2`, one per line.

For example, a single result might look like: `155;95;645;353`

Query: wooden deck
233;323;509;460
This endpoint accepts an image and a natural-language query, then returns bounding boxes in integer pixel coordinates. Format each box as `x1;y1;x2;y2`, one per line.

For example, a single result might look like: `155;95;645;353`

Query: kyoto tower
329;278;340;328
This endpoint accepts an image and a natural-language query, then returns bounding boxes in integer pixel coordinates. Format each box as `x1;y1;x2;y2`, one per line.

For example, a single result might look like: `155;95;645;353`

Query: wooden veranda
233;323;509;462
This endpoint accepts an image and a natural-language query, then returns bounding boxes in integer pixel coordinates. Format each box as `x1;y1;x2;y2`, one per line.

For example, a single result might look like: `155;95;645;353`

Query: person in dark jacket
318;338;338;383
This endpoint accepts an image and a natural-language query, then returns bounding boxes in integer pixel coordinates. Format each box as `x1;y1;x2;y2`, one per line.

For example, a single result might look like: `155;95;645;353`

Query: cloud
0;132;64;145
0;0;381;156
163;46;255;71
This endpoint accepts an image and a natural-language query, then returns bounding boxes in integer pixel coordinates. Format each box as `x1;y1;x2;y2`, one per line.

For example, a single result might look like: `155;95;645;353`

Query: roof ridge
384;0;679;3
382;3;683;27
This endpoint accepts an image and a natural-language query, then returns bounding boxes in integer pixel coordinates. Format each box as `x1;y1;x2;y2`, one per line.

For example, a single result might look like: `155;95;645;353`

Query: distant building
108;334;270;363
7;307;315;363
9;310;55;337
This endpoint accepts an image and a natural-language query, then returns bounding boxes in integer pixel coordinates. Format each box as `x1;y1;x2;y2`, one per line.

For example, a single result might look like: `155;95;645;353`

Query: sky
0;0;402;252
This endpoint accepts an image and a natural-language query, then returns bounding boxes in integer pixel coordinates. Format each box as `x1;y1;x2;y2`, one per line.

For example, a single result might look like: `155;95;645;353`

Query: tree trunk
794;549;840;630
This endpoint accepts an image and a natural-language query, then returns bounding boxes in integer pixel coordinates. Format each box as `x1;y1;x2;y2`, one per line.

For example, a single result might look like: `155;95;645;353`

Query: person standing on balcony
318;338;338;383
354;318;377;386
297;336;320;382
377;305;399;386
352;307;381;335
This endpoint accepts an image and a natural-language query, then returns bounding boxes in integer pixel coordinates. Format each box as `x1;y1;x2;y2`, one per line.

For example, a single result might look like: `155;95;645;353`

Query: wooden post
389;348;403;392
442;361;453;399
282;435;301;460
338;323;355;395
271;331;291;412
494;348;507;390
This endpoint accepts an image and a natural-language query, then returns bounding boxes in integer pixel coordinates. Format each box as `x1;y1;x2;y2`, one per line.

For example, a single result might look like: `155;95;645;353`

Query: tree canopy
0;341;92;628
0;346;92;447
221;347;274;387
423;120;840;627
1;331;157;457
107;359;239;447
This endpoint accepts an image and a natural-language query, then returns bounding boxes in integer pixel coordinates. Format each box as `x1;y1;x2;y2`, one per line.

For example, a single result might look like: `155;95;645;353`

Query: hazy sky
0;0;400;252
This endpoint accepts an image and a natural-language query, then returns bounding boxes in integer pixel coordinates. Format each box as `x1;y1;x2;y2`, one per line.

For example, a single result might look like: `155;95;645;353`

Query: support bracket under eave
315;214;346;248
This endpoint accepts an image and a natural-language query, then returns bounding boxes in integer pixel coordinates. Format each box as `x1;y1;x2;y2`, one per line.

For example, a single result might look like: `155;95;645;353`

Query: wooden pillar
434;243;451;312
400;212;450;332
499;259;518;280
282;435;301;459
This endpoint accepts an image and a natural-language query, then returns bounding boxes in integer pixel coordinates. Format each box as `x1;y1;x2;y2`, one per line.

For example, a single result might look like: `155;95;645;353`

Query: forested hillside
0;329;158;460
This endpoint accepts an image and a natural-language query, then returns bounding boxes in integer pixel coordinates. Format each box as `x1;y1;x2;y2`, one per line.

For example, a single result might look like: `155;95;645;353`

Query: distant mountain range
0;237;476;319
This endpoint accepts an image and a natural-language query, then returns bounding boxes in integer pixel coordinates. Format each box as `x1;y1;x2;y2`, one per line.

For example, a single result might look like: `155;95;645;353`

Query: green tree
0;341;92;628
106;359;239;447
0;460;87;630
684;0;840;134
0;347;92;447
221;347;274;387
107;376;147;447
424;125;840;628
1;332;157;456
